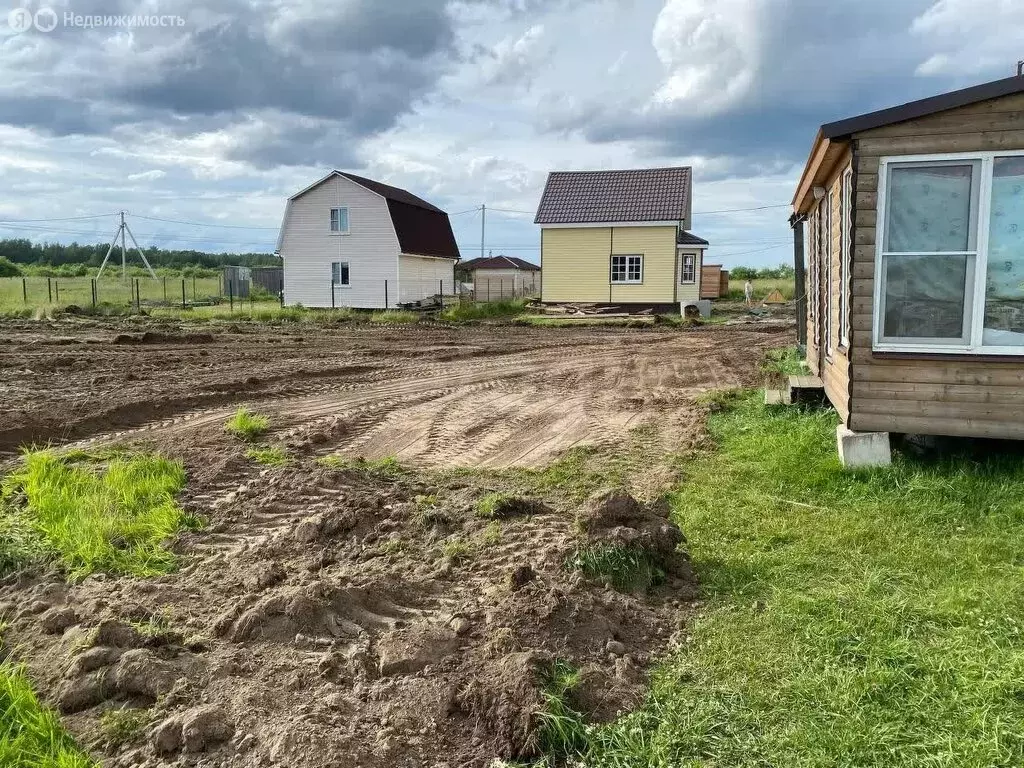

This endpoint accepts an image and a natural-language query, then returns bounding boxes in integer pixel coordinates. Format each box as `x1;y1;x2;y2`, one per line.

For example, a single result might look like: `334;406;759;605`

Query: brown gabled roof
460;255;540;272
287;171;459;260
821;75;1024;139
534;167;691;225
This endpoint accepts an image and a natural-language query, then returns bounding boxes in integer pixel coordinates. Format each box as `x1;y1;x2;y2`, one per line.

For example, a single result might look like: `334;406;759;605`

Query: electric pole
480;203;486;259
96;211;159;281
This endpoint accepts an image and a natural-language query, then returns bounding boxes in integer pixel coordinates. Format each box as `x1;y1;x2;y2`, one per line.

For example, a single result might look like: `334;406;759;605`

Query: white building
276;171;460;308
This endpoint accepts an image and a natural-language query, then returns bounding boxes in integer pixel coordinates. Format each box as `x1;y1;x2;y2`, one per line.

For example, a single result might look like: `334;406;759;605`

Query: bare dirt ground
0;317;790;767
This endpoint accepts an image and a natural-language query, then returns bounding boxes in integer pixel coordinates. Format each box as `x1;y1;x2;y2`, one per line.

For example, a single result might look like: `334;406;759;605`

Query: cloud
911;0;1024;77
126;169;166;181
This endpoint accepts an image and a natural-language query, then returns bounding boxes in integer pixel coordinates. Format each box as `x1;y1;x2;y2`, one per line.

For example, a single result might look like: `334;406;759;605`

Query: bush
0;257;22;277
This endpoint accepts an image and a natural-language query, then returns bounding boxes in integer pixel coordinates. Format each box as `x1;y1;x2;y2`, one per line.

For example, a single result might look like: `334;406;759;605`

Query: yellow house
534;167;708;309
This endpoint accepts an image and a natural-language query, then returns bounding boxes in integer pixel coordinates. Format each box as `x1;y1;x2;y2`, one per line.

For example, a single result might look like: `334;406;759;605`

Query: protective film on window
984;157;1024;346
882;254;968;340
885;164;975;253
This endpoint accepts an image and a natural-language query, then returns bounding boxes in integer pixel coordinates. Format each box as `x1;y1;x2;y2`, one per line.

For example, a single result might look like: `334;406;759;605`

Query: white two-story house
276;171;461;308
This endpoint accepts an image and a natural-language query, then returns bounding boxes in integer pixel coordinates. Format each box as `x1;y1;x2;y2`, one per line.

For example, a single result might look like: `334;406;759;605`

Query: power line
713;243;790;259
692;203;790;215
448;207;481;217
0;213;116;223
130;213;279;230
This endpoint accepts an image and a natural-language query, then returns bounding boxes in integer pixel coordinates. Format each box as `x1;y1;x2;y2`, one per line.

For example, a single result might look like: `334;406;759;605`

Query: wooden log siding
844;93;1024;439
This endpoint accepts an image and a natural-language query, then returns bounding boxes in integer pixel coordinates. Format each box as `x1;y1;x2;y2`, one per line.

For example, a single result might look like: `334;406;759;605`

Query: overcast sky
0;0;1020;267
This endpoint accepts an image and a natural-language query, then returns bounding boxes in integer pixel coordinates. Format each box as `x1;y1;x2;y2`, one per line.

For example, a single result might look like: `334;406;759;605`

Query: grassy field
0;275;223;312
725;277;796;301
542;393;1024;767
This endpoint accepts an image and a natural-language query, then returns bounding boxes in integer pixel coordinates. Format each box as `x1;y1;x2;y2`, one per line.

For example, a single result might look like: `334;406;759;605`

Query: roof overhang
791;130;850;216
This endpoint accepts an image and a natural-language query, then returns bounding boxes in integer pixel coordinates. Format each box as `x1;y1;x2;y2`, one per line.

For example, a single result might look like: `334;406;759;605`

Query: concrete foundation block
836;425;891;469
764;389;789;405
680;300;711;319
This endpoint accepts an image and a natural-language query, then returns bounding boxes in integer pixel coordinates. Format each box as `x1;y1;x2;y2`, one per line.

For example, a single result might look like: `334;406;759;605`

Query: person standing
744;280;754;307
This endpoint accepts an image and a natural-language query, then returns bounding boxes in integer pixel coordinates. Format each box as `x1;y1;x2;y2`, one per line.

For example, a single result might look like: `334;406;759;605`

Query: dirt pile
0;452;699;767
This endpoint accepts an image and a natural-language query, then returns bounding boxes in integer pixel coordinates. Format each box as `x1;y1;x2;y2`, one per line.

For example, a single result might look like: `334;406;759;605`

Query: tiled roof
677;230;709;246
460;255;541;272
534;167;691;225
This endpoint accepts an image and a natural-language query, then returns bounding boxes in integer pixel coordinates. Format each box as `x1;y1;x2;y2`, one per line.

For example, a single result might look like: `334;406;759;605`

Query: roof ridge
547;166;691;174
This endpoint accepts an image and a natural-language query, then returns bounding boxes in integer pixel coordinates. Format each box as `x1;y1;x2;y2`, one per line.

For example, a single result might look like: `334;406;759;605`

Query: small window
680;253;696;284
331;261;350;286
330;207;349;233
611;254;643;284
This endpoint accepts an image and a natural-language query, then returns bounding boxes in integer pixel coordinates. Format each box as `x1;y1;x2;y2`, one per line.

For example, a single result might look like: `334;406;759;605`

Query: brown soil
0;316;789;767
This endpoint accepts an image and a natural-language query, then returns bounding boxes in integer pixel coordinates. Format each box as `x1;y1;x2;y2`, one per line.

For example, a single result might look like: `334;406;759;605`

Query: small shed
791;75;1024;464
458;255;541;301
700;265;730;299
251;266;283;296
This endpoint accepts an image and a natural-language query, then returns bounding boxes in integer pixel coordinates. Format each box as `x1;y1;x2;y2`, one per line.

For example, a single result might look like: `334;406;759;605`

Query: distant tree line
0;238;277;277
730;263;795;281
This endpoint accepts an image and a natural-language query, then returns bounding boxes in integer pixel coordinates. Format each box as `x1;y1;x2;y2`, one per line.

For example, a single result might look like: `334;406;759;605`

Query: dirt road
0;319;787;464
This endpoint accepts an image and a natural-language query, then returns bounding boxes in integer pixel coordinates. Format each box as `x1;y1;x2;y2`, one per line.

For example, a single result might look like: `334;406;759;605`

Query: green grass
439;299;528;322
760;345;809;379
724;277;796;301
0;658;97;767
567;543;665;593
98;707;152;748
536;660;589;759
442;536;474;563
1;450;194;578
224;407;269;440
316;454;405;477
549;392;1024;767
474;491;512;519
0;275;221;313
482;521;502;547
369;309;420;324
245;445;290;467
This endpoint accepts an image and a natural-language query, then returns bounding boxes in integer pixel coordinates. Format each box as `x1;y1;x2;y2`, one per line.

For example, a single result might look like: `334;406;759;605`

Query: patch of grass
245;445;290;467
442;536;473;563
98;706;152;748
223;407;269;440
0;658;97;767
439;299;528;323
695;387;747;412
380;536;407;556
1;450;194;578
369;309;419;324
316;454;405;477
566;392;1024;767
414;495;452;528
482;521;502;547
128;609;176;641
474;491;511;519
760;345;808;382
536;660;589;760
567;543;665;593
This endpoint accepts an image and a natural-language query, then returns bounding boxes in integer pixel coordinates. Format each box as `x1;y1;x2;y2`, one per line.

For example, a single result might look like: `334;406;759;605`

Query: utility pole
97;211;159;281
480;204;486;259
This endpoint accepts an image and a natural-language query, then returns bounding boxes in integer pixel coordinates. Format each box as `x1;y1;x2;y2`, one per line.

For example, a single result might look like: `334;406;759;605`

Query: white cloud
911;0;1024;77
127;169;167;181
649;0;767;115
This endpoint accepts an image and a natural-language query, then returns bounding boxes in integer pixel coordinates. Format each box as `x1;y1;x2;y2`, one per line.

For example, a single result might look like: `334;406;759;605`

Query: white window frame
330;207;350;234
809;208;820;349
680;253;696;284
872;150;1024;355
824;190;834;360
331;260;350;287
840;167;852;348
611;254;643;284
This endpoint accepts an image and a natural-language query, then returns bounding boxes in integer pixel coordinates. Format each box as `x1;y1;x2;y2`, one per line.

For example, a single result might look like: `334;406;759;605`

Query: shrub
0;256;22;277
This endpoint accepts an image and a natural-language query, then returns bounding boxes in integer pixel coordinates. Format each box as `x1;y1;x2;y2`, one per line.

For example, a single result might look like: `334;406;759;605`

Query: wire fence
0;275;234;312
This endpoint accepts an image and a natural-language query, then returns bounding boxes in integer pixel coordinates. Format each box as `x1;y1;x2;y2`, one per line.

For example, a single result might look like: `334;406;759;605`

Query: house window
611;254;643;284
875;152;1024;354
840;167;852;347
680;253;696;283
330;207;349;233
331;261;350;286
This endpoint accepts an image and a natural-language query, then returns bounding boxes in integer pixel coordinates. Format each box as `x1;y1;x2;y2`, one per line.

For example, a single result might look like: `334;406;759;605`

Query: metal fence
0;275;241;312
472;275;540;302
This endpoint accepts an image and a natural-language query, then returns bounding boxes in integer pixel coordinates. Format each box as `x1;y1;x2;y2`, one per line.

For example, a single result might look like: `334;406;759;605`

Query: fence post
384;280;388;309
439;278;443;308
487;280;490;302
330;279;335;309
229;280;234;311
22;277;26;303
500;279;504;300
181;279;186;309
54;280;59;302
47;277;52;303
91;278;96;308
162;276;167;303
135;278;140;312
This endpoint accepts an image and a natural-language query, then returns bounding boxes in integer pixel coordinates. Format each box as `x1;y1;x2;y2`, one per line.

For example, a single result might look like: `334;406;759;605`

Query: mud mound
577;488;695;582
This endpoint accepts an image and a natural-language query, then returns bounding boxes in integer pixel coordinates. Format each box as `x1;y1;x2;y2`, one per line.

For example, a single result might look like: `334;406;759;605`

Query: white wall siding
398;255;455;303
280;175;399;308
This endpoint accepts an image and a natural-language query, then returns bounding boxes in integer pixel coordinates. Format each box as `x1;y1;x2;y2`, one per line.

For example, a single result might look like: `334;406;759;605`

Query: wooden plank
852;381;1024;405
855;397;1016;421
858;111;1024;139
858;130;1024;156
850;412;1024;439
851;280;874;299
855;191;877;209
856;155;882;176
852;245;875;265
855;173;878;195
855;362;1024;386
942;93;1024;114
854;227;875;247
852;261;875;279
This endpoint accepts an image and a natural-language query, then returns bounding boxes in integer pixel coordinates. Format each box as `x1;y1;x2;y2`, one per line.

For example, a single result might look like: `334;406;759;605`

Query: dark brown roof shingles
534;167;691;225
